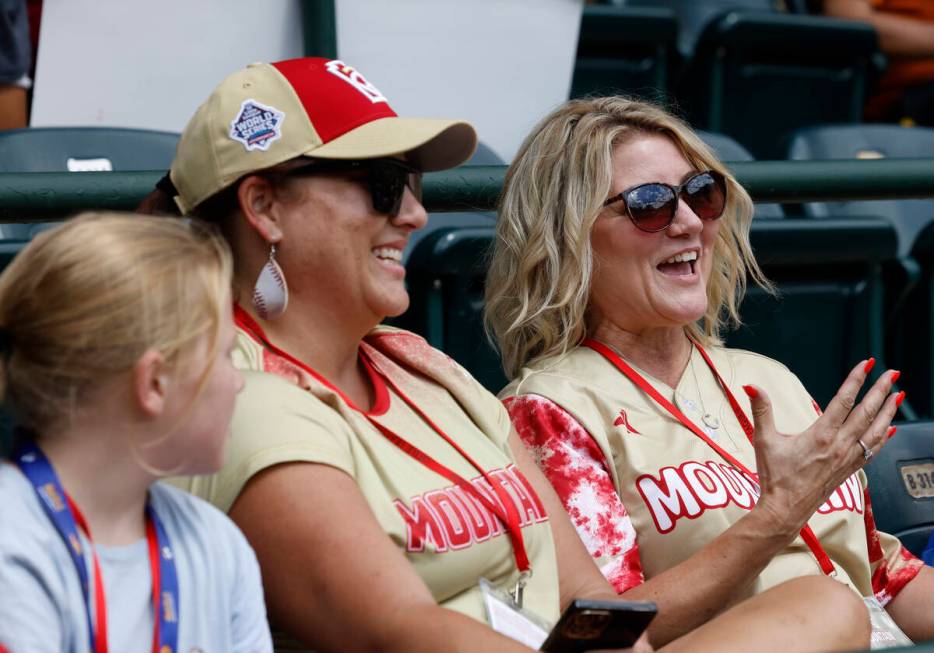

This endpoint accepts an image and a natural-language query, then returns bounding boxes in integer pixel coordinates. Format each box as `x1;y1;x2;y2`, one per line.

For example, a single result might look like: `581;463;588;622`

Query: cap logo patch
229;99;285;152
325;60;387;104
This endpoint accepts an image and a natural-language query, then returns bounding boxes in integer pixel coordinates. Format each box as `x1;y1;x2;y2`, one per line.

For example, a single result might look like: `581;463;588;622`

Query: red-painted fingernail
896;390;906;406
890;370;901;384
887;426;897;438
743;385;758;398
863;357;876;374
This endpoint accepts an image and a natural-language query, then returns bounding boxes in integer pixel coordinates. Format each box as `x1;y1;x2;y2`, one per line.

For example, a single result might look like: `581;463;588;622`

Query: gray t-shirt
0;462;273;652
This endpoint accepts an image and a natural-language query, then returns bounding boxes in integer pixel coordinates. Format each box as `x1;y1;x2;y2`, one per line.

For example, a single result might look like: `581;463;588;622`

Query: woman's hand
589;632;654;653
745;359;901;537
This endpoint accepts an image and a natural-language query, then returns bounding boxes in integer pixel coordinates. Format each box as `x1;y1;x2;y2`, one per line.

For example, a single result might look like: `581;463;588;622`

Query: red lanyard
67;498;166;653
233;306;532;575
583;337;836;577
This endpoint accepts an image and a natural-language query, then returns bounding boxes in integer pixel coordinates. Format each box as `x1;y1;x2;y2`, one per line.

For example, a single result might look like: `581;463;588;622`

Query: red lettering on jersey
394;466;549;554
817;473;864;515
394;497;449;552
508;465;549;521
637;460;761;534
707;461;758;508
637;466;703;534
613;409;641;434
471;477;507;536
682;462;730;509
426;490;473;549
491;465;548;525
448;486;494;543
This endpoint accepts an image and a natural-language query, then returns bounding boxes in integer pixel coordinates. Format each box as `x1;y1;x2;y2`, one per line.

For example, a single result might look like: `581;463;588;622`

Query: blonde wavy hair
0;211;233;434
485;96;772;379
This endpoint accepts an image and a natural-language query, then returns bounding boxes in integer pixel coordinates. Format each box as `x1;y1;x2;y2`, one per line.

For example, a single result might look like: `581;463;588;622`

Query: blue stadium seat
864;420;934;558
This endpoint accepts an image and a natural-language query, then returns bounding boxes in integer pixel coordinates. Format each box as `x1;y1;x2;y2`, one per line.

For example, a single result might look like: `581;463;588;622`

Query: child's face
154;305;244;476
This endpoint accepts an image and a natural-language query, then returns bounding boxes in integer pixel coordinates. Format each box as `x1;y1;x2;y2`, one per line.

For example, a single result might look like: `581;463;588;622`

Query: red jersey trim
233;303;390;416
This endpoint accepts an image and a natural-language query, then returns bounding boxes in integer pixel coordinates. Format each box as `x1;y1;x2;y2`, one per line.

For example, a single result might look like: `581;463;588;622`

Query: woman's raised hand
742;360;901;537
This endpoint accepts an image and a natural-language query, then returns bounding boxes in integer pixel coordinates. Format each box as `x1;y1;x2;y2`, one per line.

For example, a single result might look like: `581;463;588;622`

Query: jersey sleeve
862;486;924;606
172;370;358;513
504;394;644;593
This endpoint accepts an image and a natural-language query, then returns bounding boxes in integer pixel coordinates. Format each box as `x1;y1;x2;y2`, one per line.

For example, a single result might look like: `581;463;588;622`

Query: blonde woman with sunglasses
488;97;934;649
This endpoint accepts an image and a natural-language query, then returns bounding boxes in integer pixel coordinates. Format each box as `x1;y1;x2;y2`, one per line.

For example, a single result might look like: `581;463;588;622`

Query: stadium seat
697;130;784;218
0;126;180;240
788;124;934;416
864;420;934;558
403;140;503;261
401;226;505;392
626;0;777;56
570;5;678;104
627;0;879;158
723;218;896;409
787;124;934;256
400;218;896;401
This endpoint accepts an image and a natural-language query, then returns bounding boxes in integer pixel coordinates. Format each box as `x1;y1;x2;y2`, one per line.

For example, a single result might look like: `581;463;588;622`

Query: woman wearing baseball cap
144;58;865;652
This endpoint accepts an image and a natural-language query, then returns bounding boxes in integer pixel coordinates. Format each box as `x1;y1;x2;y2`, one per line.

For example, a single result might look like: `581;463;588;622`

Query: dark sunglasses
283;158;422;217
603;170;727;233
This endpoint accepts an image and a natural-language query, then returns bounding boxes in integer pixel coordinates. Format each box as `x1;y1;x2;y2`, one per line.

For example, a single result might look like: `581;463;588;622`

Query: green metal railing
1;158;934;221
302;0;337;59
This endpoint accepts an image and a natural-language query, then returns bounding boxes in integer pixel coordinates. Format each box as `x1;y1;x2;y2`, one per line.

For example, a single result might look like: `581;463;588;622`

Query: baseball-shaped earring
252;244;288;319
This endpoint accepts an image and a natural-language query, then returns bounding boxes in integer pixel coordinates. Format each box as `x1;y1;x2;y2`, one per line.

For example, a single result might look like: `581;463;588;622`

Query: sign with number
900;462;934;499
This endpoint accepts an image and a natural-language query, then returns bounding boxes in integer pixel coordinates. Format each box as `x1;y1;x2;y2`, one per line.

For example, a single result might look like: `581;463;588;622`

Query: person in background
487;96;932;648
147;57;869;653
0;212;272;653
824;0;934;125
0;0;30;130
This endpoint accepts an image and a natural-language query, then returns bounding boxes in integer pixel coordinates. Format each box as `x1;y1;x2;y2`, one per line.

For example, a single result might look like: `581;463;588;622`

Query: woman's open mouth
657;251;697;276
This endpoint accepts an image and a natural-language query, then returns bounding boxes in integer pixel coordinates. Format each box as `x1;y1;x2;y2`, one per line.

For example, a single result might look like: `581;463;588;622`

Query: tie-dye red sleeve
504;393;644;593
863;486;924;606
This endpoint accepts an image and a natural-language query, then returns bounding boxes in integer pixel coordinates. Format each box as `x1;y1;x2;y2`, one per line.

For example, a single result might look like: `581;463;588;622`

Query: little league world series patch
230;99;285;152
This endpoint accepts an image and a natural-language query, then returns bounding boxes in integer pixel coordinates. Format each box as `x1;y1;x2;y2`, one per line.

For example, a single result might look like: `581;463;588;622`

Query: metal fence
2;158;934;221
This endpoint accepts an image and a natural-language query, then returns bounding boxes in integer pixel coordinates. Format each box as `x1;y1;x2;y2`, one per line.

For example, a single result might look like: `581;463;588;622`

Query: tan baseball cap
169;57;478;214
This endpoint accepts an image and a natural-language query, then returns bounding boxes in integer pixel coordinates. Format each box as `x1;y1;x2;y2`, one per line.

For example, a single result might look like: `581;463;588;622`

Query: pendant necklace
689;346;720;430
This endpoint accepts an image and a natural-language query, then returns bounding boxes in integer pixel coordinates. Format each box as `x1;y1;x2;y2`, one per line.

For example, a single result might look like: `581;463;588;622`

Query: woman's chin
658;301;708;328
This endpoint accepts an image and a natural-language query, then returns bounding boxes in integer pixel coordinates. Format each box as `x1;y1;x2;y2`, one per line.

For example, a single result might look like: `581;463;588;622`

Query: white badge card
480;578;549;649
864;597;913;649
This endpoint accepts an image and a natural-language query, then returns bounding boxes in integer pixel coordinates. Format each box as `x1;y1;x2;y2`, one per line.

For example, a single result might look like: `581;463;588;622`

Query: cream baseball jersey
171;310;560;642
501;343;922;606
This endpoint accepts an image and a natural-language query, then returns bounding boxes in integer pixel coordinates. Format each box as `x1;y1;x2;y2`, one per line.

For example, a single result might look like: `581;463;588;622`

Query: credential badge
324;60;388;104
229;99;285;152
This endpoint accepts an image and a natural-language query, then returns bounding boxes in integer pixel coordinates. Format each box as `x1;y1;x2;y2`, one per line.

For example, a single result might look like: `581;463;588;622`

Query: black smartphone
540;599;657;652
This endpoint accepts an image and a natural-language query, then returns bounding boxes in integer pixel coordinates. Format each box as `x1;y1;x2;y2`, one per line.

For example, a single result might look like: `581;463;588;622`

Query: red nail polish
742;385;758;399
891;370;901;384
896;391;906;407
887;426;897;438
863;357;876;374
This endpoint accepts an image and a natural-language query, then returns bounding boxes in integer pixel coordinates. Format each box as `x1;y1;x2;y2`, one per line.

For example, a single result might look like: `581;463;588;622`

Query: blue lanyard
14;443;180;653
